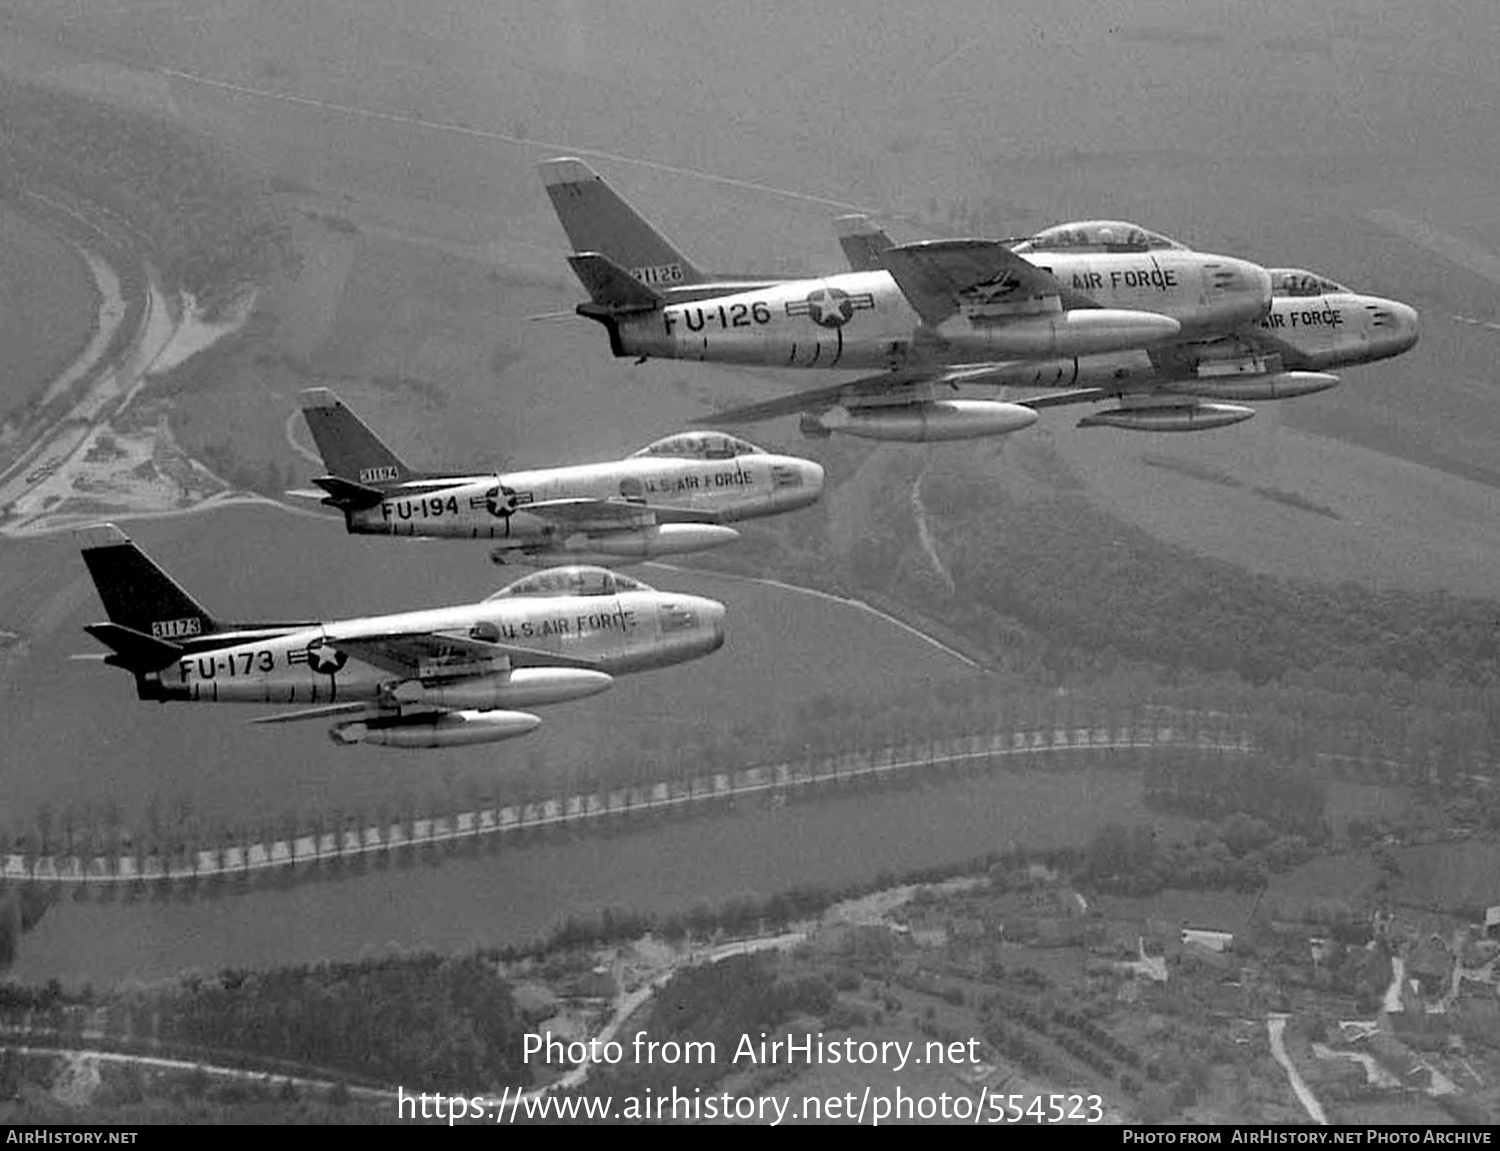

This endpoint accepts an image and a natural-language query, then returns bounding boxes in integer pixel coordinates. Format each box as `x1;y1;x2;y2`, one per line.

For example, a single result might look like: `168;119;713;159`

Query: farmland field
0;202;97;418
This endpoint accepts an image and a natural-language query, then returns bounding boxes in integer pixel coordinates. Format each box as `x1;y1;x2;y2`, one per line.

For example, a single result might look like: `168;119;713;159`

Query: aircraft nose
801;460;826;500
704;600;727;652
1394;301;1420;350
1246;261;1273;314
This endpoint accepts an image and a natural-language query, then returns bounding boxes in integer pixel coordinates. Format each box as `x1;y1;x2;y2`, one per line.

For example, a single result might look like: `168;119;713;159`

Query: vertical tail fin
79;524;221;642
836;214;894;272
540;157;703;286
299;388;413;484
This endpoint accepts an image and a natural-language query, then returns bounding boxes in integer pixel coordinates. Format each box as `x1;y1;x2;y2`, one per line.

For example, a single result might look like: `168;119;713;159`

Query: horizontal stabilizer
83;622;184;673
311;475;387;510
567;252;662;313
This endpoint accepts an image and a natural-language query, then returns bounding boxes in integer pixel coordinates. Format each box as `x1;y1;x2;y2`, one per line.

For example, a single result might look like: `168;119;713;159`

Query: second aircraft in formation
295;388;823;565
542;158;1418;440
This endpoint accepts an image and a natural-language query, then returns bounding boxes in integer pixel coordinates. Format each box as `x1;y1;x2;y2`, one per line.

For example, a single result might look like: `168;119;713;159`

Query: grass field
0;202;97;421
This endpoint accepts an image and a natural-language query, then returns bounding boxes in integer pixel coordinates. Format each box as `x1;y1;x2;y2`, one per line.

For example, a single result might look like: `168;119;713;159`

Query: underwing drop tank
977;309;1182;358
389;668;614;710
331;709;543;748
492;523;740;566
1160;371;1340;402
1077;403;1255;433
802;400;1039;443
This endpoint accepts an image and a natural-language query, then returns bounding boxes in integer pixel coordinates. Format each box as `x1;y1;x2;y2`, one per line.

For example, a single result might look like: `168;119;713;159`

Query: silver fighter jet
79;525;726;749
540;158;1273;442
699;221;1419;435
294;389;823;565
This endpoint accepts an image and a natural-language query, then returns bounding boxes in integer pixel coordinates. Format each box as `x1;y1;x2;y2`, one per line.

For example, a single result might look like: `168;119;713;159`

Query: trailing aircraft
723;222;1421;434
78;524;726;749
540;158;1273;442
293;389;823;566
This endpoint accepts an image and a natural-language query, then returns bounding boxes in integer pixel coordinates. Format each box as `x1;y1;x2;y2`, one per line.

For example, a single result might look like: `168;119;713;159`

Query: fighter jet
992;263;1421;432
78;524;726;749
294;389;823;566
698;220;1420;434
540;158;1272;442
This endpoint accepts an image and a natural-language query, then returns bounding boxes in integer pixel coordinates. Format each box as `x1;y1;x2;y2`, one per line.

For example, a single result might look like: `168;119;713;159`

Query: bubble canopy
1014;220;1187;254
632;431;766;459
486;566;653;600
1270;269;1349;297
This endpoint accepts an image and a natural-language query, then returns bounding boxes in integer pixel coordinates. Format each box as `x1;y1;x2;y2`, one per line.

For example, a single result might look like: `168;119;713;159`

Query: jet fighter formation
78;154;1420;749
542;157;1419;440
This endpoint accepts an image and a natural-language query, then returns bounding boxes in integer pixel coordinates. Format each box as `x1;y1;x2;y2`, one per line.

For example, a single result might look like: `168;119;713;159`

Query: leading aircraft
78;524;726;749
294;389;823;566
719;220;1421;434
540;158;1273;442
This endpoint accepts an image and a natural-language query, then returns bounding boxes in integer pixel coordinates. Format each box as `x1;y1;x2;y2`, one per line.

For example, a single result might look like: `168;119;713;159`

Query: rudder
540;156;703;286
299;388;412;484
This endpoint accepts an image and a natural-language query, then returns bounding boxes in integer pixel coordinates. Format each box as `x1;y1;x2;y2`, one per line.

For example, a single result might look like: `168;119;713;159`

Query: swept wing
318;631;604;678
691;364;1024;425
880;239;1099;324
517;496;721;528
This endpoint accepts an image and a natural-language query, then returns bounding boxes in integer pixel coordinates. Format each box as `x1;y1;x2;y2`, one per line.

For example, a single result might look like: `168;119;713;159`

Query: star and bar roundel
288;638;349;675
786;286;876;329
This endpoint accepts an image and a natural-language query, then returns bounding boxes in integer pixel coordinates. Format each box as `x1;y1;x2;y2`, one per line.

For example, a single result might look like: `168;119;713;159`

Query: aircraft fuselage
986;289;1420;392
347;453;822;546
144;589;726;706
613;251;1270;369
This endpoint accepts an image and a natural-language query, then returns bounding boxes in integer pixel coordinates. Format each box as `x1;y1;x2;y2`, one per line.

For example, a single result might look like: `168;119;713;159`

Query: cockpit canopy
1270;269;1349;298
632;431;765;460
1014;220;1187;254
487;565;652;600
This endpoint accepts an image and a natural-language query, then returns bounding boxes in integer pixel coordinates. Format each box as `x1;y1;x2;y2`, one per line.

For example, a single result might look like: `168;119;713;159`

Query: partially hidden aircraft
293;389;823;565
540;157;1273;441
789;217;1422;433
78;524;726;749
